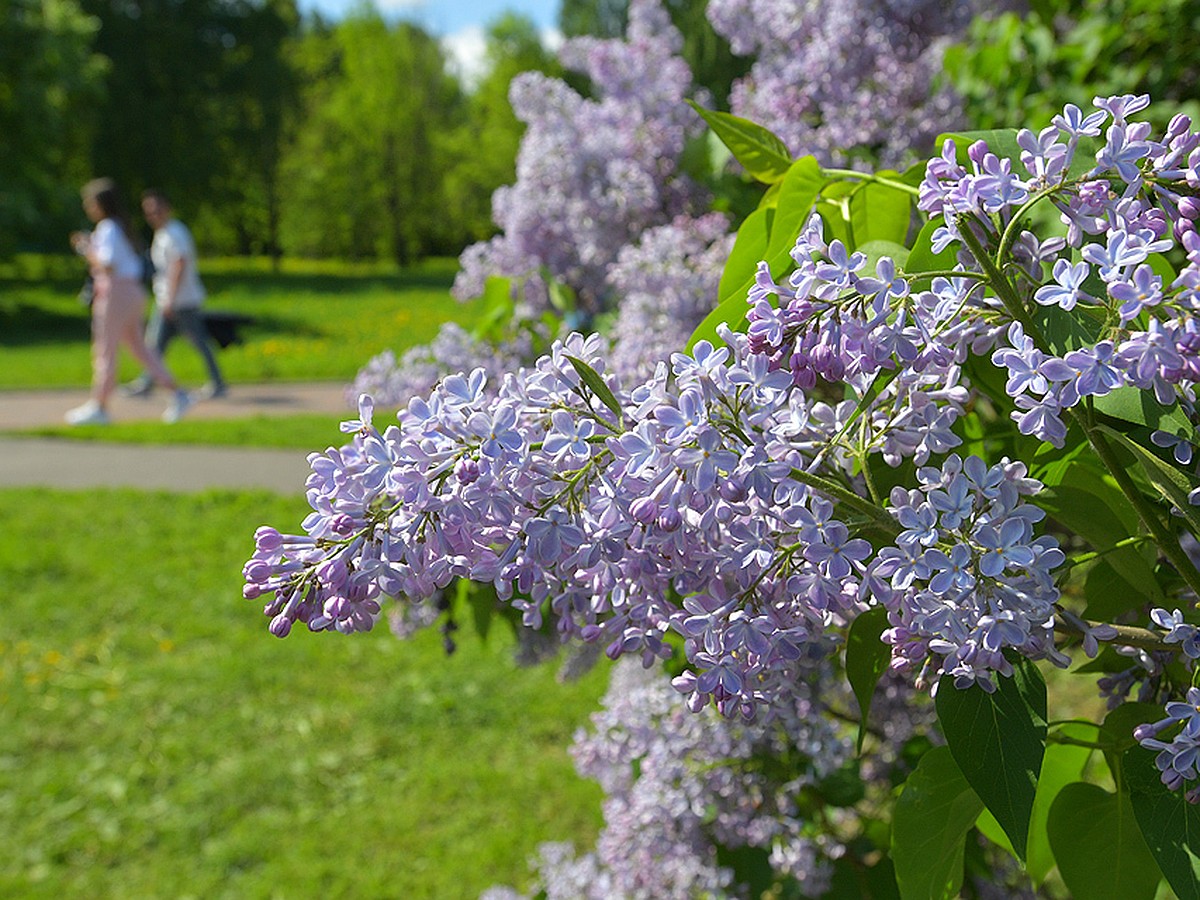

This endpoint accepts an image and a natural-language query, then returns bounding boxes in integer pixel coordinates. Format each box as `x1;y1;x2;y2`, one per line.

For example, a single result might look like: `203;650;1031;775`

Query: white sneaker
195;382;228;401
162;391;192;424
65;401;110;426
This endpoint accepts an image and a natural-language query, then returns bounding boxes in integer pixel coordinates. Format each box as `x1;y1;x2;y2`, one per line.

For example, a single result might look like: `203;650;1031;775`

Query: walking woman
66;178;191;425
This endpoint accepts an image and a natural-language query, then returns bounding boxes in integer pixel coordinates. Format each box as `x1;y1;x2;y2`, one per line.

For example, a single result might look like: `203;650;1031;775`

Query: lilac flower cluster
484;658;847;899
1136;687;1200;801
705;0;990;168
345;324;537;410
250;97;1200;743
245;330;881;718
606;213;734;383
869;455;1065;691
741;213;989;467
920;97;1200;448
452;0;705;317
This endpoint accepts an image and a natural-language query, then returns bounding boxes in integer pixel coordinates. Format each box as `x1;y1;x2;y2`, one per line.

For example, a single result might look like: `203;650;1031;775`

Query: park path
0;382;351;493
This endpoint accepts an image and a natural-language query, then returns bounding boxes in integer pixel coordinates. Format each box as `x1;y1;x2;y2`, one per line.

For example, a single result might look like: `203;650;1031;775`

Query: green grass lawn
0;254;478;389
0;488;606;899
17;413;362;451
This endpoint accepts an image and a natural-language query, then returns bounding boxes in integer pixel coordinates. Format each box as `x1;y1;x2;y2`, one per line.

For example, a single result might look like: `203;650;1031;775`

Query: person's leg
124;306;174;395
90;281;122;408
116;290;193;423
115;287;178;391
174;307;227;392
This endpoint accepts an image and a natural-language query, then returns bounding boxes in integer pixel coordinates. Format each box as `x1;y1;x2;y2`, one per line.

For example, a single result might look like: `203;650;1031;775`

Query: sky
296;0;564;83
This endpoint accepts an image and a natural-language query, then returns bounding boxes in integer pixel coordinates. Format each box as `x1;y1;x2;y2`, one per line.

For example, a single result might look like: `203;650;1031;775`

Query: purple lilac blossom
452;0;705;317
486;658;847;899
606;213;735;383
250;97;1200;744
705;0;990;169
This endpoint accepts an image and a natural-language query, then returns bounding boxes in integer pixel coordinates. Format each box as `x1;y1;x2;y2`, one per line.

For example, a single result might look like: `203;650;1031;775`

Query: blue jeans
133;306;226;390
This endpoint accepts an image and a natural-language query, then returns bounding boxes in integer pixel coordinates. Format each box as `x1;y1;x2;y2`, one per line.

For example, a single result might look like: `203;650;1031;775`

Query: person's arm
163;256;186;315
78;221;116;276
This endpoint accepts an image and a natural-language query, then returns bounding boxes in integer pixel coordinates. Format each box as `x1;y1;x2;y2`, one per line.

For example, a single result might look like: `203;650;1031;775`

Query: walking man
122;189;227;400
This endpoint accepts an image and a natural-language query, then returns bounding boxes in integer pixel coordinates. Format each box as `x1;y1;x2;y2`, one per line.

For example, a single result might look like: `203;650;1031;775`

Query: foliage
945;0;1200;137
439;13;563;247
79;0;300;252
276;11;463;264
0;487;607;897
0;0;107;255
248;94;1200;897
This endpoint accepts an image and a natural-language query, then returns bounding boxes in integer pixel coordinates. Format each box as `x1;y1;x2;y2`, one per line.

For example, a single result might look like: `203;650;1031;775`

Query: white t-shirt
91;218;142;280
151;219;206;310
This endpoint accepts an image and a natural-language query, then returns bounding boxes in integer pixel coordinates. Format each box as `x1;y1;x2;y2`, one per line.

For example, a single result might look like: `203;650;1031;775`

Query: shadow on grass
204;271;456;297
0;300;90;347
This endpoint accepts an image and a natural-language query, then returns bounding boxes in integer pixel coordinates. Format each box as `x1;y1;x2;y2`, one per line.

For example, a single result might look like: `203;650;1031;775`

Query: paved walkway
0;382;352;493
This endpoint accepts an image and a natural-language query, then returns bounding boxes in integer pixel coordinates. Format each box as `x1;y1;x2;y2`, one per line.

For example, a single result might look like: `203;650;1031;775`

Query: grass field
17;413;361;451
0;487;607;899
0;254;479;389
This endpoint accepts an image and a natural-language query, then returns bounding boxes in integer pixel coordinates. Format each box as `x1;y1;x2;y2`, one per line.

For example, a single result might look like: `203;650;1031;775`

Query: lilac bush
706;0;988;168
485;658;848;899
452;0;704;317
249;94;1200;894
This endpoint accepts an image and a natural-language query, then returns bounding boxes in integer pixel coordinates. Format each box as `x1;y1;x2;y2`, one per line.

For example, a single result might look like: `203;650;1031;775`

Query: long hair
82;178;142;252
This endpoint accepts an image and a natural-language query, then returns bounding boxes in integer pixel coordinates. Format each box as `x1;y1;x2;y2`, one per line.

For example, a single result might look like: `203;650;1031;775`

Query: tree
276;10;463;262
79;0;300;252
439;12;561;246
0;0;107;254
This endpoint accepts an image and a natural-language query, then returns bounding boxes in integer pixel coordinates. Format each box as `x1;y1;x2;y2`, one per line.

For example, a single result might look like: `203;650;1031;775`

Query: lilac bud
657;507;682;532
331;514;356;536
630;496;659;524
269;614;293;638
243;559;272;583
718;478;748;503
255;526;283;553
455;456;481;485
1180;197;1200;220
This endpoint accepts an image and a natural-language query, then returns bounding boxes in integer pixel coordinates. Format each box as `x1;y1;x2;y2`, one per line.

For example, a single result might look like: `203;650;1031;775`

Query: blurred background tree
275;11;462;263
944;0;1200;133
0;0;107;256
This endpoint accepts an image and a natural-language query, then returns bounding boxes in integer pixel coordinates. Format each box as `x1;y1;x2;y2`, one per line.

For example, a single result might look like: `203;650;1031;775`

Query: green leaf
935;657;1047;859
1025;727;1095;886
686;101;792;184
762;156;827;261
1048;782;1160;900
1099;425;1200;544
1125;744;1200;899
1084;559;1149;622
904;216;958;277
717;206;773;306
470;275;515;341
845;607;892;753
849;178;913;247
891;746;983;900
1095;387;1195;441
1040;302;1106;355
686;158;828;352
564;355;622;424
825;855;901;899
936;128;1024;165
975;806;1014;854
857;240;910;277
1037;471;1163;609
